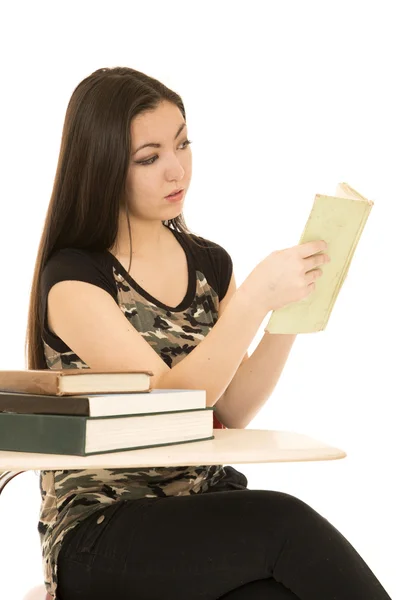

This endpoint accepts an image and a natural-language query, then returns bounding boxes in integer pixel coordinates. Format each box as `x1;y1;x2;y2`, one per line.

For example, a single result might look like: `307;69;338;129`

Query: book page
336;182;373;204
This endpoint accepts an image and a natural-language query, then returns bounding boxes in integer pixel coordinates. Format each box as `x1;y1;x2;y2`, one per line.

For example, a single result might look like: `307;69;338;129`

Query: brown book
0;369;153;396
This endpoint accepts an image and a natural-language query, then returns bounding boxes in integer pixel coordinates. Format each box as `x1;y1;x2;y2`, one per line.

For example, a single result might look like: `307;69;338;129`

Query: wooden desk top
0;429;346;471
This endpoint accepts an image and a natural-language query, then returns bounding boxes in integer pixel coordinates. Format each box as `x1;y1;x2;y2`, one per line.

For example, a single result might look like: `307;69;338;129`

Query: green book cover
0;408;214;456
265;183;374;334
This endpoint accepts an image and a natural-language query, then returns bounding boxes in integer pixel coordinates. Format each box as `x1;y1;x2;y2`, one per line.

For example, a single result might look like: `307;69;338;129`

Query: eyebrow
132;122;187;156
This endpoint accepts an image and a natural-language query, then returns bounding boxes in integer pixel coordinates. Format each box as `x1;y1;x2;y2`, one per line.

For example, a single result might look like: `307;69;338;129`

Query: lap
57;485;391;600
57;488;316;599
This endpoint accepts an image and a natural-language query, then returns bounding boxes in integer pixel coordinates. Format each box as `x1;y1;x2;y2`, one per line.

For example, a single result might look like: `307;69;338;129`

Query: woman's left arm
214;331;297;429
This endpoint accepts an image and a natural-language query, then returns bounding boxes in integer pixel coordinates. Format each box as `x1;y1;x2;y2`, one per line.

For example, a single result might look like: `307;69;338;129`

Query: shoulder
40;247;118;353
185;231;232;263
41;247;117;300
43;246;108;270
183;231;233;302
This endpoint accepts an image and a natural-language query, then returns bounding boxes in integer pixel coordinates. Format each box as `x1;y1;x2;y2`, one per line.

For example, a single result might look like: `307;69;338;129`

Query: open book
265;182;374;334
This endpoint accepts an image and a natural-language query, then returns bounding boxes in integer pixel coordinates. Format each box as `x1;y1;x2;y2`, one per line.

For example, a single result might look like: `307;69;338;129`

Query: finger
305;268;323;284
299;240;327;258
302;281;316;298
303;253;330;270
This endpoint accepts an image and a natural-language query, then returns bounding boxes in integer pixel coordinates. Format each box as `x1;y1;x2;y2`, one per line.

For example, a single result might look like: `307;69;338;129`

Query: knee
259;490;325;526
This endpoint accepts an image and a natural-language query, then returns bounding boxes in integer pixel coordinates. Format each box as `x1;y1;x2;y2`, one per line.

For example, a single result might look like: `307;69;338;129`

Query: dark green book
0;408;214;456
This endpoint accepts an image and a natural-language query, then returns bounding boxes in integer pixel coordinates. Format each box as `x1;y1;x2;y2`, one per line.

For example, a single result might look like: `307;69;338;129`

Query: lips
165;188;183;198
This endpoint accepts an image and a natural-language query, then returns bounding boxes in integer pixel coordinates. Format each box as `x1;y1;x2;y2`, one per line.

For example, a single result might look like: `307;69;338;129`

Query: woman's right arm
47;240;328;408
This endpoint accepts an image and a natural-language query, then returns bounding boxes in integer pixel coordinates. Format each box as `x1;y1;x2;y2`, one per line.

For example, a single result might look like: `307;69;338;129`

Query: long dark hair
25;66;207;370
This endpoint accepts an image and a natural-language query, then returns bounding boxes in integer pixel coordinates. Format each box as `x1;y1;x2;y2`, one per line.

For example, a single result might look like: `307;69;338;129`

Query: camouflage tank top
38;229;239;599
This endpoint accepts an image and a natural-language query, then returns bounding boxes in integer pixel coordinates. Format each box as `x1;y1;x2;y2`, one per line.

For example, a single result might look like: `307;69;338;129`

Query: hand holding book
238;182;373;334
239;240;330;316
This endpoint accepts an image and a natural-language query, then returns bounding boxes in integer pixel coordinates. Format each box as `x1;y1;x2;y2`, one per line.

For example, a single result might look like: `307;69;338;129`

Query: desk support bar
0;470;26;496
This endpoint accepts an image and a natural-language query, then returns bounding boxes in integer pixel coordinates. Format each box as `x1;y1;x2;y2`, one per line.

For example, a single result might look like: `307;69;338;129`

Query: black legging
57;484;391;599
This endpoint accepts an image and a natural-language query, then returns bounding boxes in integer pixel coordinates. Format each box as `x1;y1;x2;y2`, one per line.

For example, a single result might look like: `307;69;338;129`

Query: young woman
26;66;391;600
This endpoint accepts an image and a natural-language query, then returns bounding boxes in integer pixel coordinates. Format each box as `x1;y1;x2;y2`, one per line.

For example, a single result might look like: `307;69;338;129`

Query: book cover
265;183;374;334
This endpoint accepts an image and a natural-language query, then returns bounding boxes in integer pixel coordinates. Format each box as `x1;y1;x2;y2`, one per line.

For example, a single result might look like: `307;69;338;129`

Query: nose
165;154;185;182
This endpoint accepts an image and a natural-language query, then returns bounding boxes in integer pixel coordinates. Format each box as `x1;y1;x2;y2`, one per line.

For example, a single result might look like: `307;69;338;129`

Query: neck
109;213;170;260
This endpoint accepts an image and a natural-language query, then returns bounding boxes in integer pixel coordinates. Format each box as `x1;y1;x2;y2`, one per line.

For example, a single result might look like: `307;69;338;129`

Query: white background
0;1;399;598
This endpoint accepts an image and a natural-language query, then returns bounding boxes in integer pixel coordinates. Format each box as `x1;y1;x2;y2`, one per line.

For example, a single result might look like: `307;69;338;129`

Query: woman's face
125;100;192;221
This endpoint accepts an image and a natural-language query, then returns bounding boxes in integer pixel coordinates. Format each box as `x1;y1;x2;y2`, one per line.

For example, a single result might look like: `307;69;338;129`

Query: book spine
0;371;60;396
0;393;89;416
0;413;86;455
30;371;61;395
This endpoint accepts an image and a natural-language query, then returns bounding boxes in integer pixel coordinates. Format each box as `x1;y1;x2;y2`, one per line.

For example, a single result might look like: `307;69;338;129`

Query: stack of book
0;369;214;456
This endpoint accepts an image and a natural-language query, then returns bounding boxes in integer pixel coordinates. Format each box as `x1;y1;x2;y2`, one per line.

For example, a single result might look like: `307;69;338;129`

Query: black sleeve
192;235;233;302
216;244;233;302
40;248;117;351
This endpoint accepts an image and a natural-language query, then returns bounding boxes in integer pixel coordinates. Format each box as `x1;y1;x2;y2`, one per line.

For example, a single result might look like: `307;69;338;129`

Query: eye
136;139;192;166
